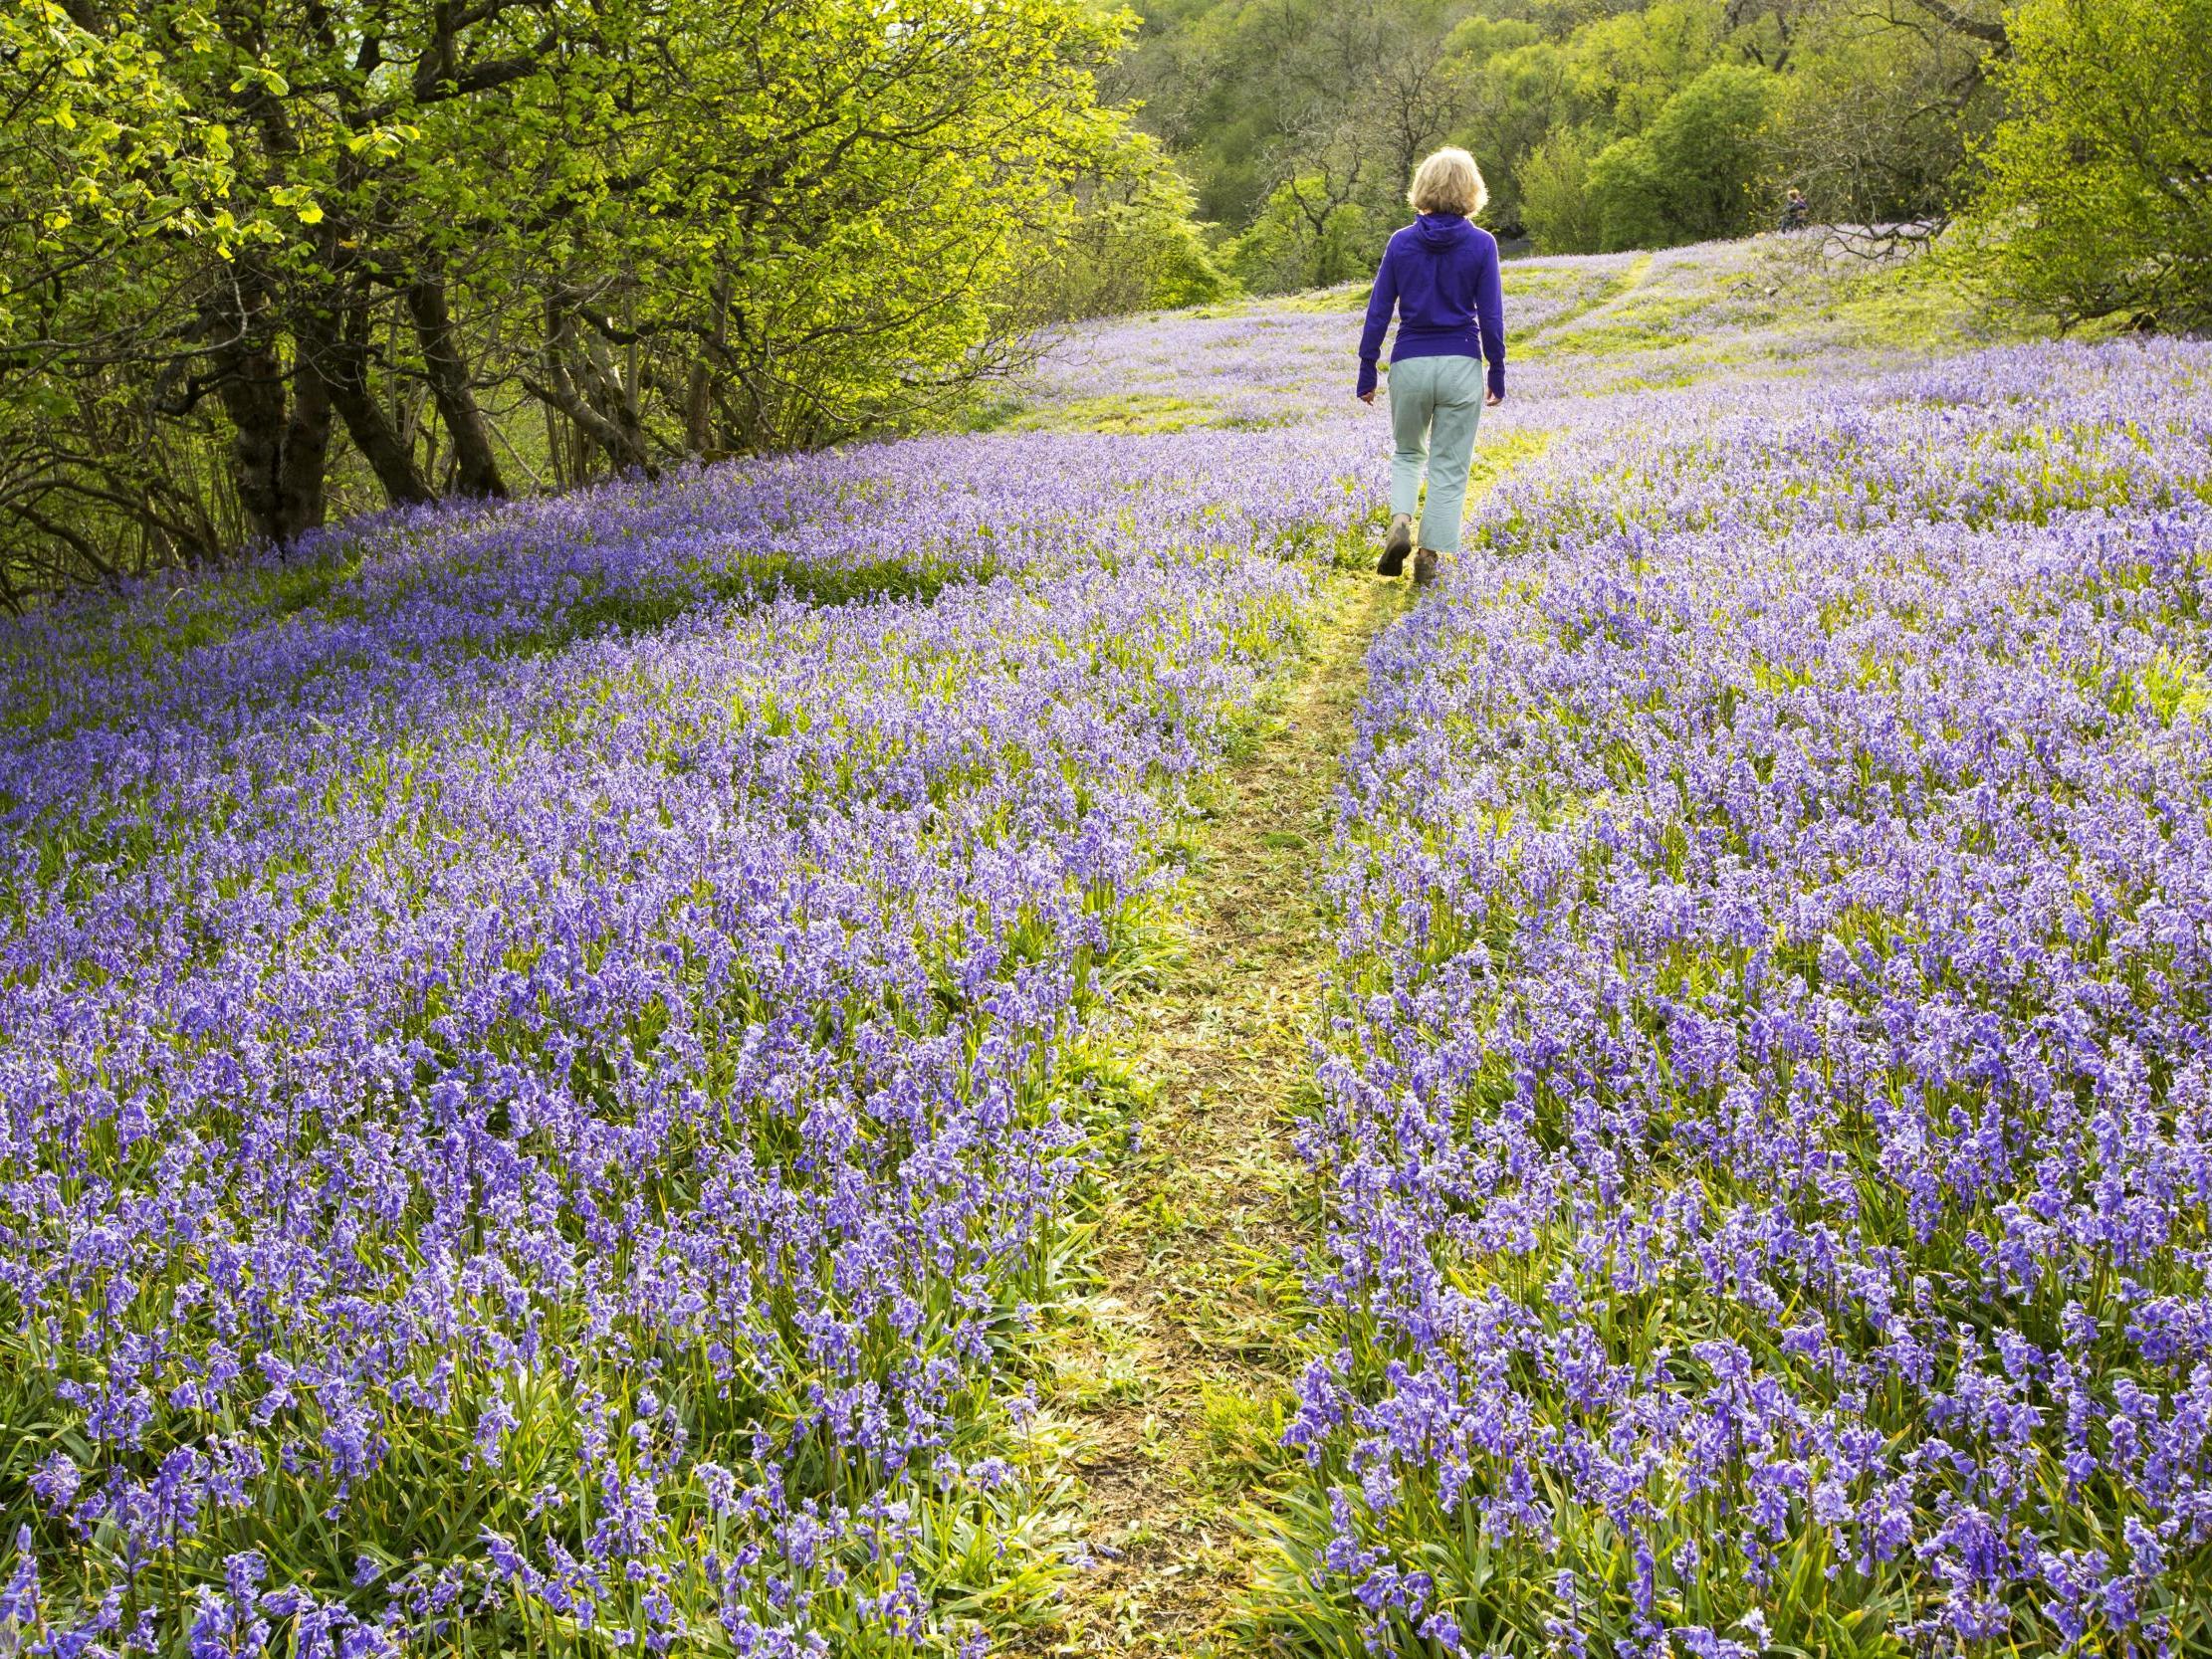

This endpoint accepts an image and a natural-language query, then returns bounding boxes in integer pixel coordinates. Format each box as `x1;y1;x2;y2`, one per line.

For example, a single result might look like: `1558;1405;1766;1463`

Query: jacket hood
1411;213;1474;250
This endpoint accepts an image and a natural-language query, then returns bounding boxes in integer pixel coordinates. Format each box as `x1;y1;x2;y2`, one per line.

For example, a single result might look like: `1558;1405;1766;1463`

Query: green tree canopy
1112;0;2008;267
1957;0;2212;328
0;0;1144;592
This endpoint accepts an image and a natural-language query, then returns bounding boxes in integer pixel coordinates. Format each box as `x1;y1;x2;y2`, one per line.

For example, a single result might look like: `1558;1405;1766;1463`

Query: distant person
1357;146;1505;587
1781;188;1810;231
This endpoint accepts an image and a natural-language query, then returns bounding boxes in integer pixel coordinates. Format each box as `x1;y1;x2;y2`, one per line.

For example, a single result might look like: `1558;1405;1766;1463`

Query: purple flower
0;1528;39;1625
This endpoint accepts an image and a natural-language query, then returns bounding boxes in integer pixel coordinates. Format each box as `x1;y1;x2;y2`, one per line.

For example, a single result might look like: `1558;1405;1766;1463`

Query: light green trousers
1387;355;1485;555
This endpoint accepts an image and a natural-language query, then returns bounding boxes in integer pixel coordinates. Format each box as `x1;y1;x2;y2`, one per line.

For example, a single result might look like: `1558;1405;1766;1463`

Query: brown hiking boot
1378;514;1413;576
1413;547;1441;587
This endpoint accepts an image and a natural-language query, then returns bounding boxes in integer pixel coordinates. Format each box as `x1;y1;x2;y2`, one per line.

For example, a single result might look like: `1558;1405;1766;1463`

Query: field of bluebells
1294;338;2212;1654
0;326;1402;1650
7;231;2211;1659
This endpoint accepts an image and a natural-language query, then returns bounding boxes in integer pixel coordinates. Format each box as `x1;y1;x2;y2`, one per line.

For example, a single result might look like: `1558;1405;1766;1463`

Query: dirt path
1032;569;1409;1657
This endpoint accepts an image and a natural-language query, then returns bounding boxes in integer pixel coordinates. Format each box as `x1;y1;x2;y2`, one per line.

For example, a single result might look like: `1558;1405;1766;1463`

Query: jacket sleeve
1476;239;1505;399
1357;243;1398;398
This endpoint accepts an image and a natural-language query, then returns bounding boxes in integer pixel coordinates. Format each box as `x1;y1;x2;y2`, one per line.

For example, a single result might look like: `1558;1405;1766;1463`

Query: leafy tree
1026;131;1235;317
1447;0;1736;234
1450;37;1594;229
1767;0;2004;235
1221;175;1374;291
1585;61;1778;247
0;0;1139;594
0;0;246;590
1586;127;1675;248
1107;0;1464;242
1439;13;1543;62
1520;126;1607;251
1560;0;1725;130
1956;0;2212;328
1647;61;1783;236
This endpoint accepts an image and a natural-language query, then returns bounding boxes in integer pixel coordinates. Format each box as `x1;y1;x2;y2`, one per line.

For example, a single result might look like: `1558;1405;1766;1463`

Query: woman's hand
1486;389;1503;407
1359;389;1378;405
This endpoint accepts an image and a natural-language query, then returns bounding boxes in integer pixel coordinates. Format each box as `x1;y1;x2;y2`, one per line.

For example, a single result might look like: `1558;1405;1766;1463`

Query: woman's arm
1476;240;1505;403
1357;245;1399;402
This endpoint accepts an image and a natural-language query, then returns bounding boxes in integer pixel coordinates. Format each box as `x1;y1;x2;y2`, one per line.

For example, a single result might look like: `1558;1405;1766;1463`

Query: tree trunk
405;270;507;498
208;273;332;549
577;318;654;476
303;297;434;508
274;353;333;539
212;299;292;545
684;276;733;459
528;298;656;477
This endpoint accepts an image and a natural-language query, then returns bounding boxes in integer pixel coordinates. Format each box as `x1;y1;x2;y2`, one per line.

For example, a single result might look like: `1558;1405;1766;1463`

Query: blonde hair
1408;147;1488;219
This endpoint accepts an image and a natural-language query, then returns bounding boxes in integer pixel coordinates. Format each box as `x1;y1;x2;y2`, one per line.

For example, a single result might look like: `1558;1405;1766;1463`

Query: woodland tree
0;0;1134;593
1956;0;2212;327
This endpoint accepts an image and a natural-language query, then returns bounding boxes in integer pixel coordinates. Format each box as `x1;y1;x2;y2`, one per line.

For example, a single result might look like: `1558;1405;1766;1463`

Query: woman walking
1357;147;1505;586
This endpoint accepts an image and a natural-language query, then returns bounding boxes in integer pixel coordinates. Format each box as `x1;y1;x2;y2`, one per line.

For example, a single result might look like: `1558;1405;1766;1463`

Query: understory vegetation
1285;318;2212;1659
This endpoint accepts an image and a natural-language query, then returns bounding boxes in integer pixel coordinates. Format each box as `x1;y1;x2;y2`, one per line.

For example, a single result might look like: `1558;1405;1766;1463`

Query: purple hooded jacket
1356;214;1506;401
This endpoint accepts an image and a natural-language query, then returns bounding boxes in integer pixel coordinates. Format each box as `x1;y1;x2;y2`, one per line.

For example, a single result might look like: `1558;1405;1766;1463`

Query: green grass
1003;393;1220;435
1522;282;1717;362
1822;247;2013;352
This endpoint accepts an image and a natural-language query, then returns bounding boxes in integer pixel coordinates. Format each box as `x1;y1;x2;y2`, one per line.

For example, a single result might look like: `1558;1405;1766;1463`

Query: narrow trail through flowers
1037;571;1408;1656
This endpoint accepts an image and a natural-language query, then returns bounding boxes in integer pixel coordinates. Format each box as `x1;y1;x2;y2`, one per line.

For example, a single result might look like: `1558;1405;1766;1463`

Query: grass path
1030;569;1410;1657
1519;250;1655;350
